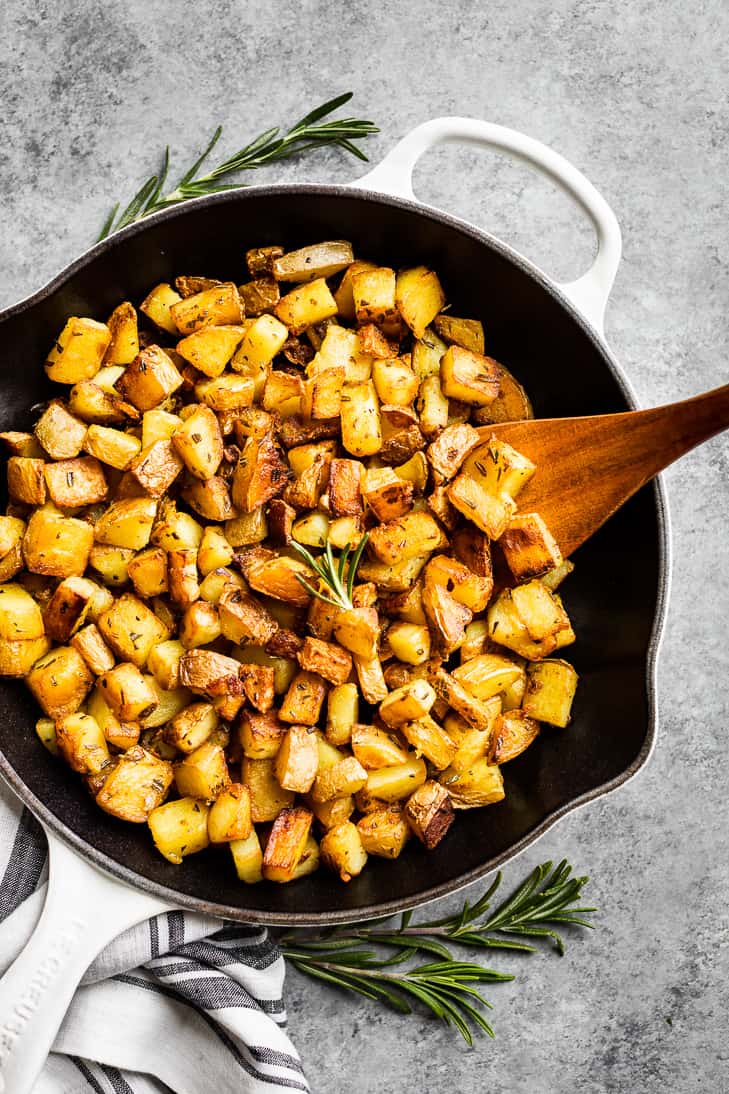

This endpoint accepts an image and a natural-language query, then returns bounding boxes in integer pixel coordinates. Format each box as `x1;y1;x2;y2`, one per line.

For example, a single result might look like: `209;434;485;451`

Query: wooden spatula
478;382;729;557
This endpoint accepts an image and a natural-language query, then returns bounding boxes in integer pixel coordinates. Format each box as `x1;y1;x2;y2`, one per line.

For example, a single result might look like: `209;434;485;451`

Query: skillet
0;119;669;1092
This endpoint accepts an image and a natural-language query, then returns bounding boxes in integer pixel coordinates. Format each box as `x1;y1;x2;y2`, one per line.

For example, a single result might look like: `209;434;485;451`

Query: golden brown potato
55;713;110;774
170;282;243;335
440;346;500;406
239;276;280;317
127;440;183;498
27;646;94;719
351;724;408;769
395;266;445;339
320;821;367;882
45;317;111;384
263;806;314;882
488;710;541;763
433;314;485;354
368;511;447;565
426;422;481;485
115;346;183;411
400;715;457;770
98;746;173;823
44;457;108;508
7;457;47;506
424;555;492;613
148;796;209;860
362;467;413;522
175;739;229;800
279;670;327;726
499;512;564;582
352;266;398;328
473;362;533;424
273;241;353;283
104;301;140;366
242;756;295;822
422;580;472;656
297;636;352;686
356;805;410;859
231;432;290;513
340;380;382;458
94;497;158;551
99;662;159;722
70;623;115;675
439;758;505;809
275;725;319;793
42;576;97;641
275;278;337;334
405;779;454;848
247;245;284;277
379;679;436;727
208;783;252;843
34;401;88;460
98;593;168;667
522;659;578;727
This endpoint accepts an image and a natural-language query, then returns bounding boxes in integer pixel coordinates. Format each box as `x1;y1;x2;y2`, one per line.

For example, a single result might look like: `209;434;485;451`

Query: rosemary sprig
98;93;379;240
280;860;595;1043
289;534;369;611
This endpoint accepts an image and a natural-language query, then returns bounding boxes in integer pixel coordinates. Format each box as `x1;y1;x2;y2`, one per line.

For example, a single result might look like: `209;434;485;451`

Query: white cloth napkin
0;778;309;1093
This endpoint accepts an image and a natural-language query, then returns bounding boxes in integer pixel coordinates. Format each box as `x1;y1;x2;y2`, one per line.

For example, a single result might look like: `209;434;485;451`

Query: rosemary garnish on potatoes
98;93;379;240
281;859;595;1043
289;535;370;611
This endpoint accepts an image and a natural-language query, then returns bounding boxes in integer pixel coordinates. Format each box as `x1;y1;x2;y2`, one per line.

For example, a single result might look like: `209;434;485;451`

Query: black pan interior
0;188;665;922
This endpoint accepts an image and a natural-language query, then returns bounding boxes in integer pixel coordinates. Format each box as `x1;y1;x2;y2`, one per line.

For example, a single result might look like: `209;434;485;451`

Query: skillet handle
351;117;622;336
0;826;173;1094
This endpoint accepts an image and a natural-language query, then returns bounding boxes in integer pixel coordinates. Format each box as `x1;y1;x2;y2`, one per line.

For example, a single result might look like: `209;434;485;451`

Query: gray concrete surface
1;1;728;1090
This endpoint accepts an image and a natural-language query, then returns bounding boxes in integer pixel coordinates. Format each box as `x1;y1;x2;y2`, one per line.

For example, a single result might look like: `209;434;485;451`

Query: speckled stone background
1;1;728;1091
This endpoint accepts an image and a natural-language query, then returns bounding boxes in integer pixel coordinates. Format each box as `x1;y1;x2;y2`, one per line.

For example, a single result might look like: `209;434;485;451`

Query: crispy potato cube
379;404;425;464
8;457;47;505
433;314;485;354
242;757;295;822
197;526;234;575
262;369;304;418
35;716;59;755
0;542;24;583
405;779;454;848
198;566;244;605
509;580;567;642
326;682;359;746
176;324;245;377
98;593;168;667
230;829;264;883
99;662;158;721
540;558;575;591
262;807;314;883
312;755;367;803
239;276;280;316
500;512;564;582
148;796;209;862
411;327;448;382
320;821;367;883
297;636;352;687
379;679;436;727
279;670;327;726
44;457;107;508
95;747;172;824
42;576;97;641
422;581;471;656
0;515;25;561
238;709;286;759
351;266;397;327
115;346;183;411
165;701;218;752
139;283;183;335
273;241;353;283
452;653;525;701
371;357;419;408
34;401;87;460
172;405;224;480
394;451;428;493
55;712;109;774
291;833;320;879
27;646;93;718
327;459;363;518
440;346;500;406
417;375;449;439
333;259;376;319
45;317;111;383
218;584;277;645
425;554;492;613
356;805;410;859
0;636;50;677
400;715;457;770
94;497;158;550
368;511;447;565
353;654;388;704
178;600;221;650
302;365;345;420
88;545;134;586
0;582;45;639
236;663;274;713
138;678;191;730
433;669;502;732
231;432;289;514
275;725;319;793
207;783;252;843
22;509;93;578
195;373;255;413
274;278;337;335
170;282;243;335
174;740;229;800
357;323;397;359
247;245;284;277
104;301;140;365
357;553;430;593
351;724;409;769
306;793;354;830
179;649;244;698
70;623;115;675
327;515;365;551
474;361;533;425
340;380;382;458
183;471;235;523
464;438;536;501
127;547;168;598
395;267;445;339
426;422;481;485
148;639;185;690
291;510;330;549
522;659;578;727
68;379;136;424
362;467;413;522
365;756;427;802
333;606;379;659
0;431;45;457
127;440;183;498
83;425;141;470
444;714;492;774
439;758;505;809
488;710;541;763
447;474;516;539
386;622;431;665
152;503;203;551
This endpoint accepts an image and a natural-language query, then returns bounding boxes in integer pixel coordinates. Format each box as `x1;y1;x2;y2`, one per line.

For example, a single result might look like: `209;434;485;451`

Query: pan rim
0;182;671;924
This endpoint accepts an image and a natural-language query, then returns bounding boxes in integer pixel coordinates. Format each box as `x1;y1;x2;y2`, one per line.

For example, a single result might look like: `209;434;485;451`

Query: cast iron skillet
0;117;670;1094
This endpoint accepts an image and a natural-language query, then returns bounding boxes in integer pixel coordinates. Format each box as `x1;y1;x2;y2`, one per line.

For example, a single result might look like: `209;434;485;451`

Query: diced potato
433;669;502;732
242;757;295;822
440;346;500;406
275;278;337;335
0;636;51;677
230;829;264;883
178;648;243;698
395;267;445;340
328;459;363;518
263;370;304;418
44;456;107;508
445;714;492;775
170;282;243;335
115;346;183;411
237;709;286;760
0;582;45;640
87;683;139;749
68;379;135;424
332;604;379;659
386;622;431;665
334;259;377;319
311;755;367;802
94;497;158;550
55;712;109;774
238;662;275;713
353;654;389;704
174;740;229;800
439;758;505;809
320;821;367;882
195;373;255;412
7;457;47;505
42;576;97;641
291;833;320;879
273;241;353;283
368;511;447;565
27;646;94;719
426;423;481;486
522;659;578;727
178;600;221;649
126;547;168;599
292;510;330;549
198;566;243;605
328;515;365;550
84;425;141;470
247;245;284;277
447;474;516;539
425;554;492;613
99;662;159;721
88;545;134;586
379;679;436;727
218;584;277;645
147;639;184;690
139;283;183;335
405;780;454;848
433;315;484;354
488;710;541;763
452;653;525;701
148;797;210;863
362;467;413;522
104;301;140;365
34;401;87;460
417;375;449;439
356;805;410;859
70;623;115;675
279;670;327;726
364;756;427;802
400;715;457;770
422;580;472;656
394;452;428;492
152;503;202;550
297;636;352;687
372;357;419;408
172;405;224;480
351;266;398;327
45;317;111;384
176;325;245;378
275;723;320;793
137;677;191;730
35;716;59;756
163;701;216;753
197;526;234;575
500;512;563;582
141;409;183;449
357;553;430;593
540;558;575;591
94;746;172;824
326;682;359;746
239;276;280;317
261;806;314;883
98;593;168;667
231;432;290;514
340;380;382;458
302;365;345;420
126;441;183;498
463;438;536;501
351;724;408;769
167;548;200;607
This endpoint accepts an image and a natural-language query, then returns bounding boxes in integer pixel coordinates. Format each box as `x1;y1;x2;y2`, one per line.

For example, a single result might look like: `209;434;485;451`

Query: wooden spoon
478;382;729;557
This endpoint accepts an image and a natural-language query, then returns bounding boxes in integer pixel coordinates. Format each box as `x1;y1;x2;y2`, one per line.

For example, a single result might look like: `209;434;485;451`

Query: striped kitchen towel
0;778;309;1094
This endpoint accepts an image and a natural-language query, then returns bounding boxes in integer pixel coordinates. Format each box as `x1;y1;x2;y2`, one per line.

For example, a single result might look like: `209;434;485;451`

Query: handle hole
412;144;596;283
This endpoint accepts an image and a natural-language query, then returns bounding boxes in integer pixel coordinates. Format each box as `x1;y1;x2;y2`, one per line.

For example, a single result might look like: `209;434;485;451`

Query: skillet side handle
0;828;173;1094
351;117;622;336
